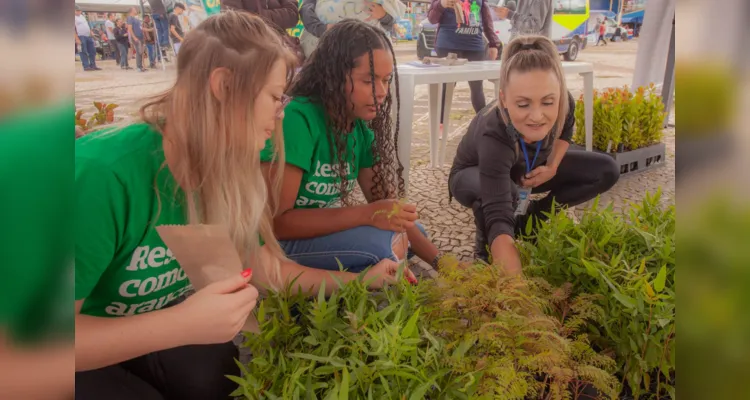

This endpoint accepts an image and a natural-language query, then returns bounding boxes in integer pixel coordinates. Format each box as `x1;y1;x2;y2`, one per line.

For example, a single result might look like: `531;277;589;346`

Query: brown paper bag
156;224;259;332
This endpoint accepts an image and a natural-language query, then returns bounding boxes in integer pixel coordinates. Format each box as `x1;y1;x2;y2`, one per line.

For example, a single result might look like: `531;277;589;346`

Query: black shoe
92;66;102;70
150;64;157;69
83;67;94;71
139;68;148;72
472;201;490;262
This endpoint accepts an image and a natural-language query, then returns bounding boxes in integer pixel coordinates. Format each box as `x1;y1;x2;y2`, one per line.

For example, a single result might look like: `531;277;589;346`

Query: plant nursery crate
571;142;667;175
610;142;667;175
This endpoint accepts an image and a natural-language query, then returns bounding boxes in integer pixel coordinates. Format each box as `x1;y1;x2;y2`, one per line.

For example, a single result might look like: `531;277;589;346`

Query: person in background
299;0;404;58
169;3;186;55
143;15;158;68
428;0;500;135
114;18;131;70
596;19;608;46
75;11;411;400
75;5;101;71
449;36;619;272
147;0;172;56
127;7;147;72
105;13;120;63
494;0;554;39
262;19;442;274
221;0;300;30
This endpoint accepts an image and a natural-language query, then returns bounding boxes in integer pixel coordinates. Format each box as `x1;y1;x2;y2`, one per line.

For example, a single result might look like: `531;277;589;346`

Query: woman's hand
364;259;418;288
367;200;418;232
173;269;258;345
521;165;557;188
488;47;499;60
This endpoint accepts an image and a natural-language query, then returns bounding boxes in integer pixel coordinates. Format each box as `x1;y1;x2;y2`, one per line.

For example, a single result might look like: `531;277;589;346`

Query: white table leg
581;71;594;151
492;79;500;102
439;82;455;167
427;83;442;168
396;75;416;191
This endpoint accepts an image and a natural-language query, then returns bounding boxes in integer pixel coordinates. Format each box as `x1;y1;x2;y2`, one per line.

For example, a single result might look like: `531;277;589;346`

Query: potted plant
572;84;667;175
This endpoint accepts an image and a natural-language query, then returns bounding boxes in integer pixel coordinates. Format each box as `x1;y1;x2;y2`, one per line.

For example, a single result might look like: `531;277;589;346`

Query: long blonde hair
140;11;297;287
496;35;569;141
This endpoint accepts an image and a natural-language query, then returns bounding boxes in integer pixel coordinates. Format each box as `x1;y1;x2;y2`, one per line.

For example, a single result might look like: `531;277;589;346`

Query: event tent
75;0;142;13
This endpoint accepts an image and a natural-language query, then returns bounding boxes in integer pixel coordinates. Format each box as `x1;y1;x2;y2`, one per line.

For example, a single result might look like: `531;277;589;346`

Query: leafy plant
74;101;118;135
231;260;620;399
519;191;676;398
574;85;665;152
425;256;620;399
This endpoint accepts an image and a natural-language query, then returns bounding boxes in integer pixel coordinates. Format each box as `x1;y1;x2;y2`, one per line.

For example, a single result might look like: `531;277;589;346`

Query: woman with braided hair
262;19;441;274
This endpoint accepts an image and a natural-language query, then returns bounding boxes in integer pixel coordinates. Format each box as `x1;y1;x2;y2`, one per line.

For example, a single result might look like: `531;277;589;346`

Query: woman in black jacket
449;35;620;275
113;19;131;69
221;0;300;30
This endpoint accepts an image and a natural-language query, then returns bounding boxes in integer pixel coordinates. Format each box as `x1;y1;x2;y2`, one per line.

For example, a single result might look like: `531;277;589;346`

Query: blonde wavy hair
495;35;570;141
140;11;297;287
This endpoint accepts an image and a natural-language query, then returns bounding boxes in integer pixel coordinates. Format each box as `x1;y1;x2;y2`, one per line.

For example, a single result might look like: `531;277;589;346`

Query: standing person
127;7;147;72
114;19;131;69
74;5;101;71
596;19;608;46
449;36;620;272
147;0;172;57
493;0;555;39
221;0;300;30
299;0;404;58
74;11;411;400
262;19;442;273
169;3;186;56
143;15;158;68
104;13;120;62
428;0;501;130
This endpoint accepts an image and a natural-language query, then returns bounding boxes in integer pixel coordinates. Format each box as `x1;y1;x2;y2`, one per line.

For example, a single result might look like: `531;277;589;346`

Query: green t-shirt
0;102;74;344
260;97;376;208
76;123;192;317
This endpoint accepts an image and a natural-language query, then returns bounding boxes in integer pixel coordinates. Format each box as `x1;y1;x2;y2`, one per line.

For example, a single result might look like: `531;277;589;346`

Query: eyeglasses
276;94;291;118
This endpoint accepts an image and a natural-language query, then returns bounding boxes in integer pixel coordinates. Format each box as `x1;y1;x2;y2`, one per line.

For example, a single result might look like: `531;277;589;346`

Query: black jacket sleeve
300;0;327;38
559;91;576;143
478;128;519;244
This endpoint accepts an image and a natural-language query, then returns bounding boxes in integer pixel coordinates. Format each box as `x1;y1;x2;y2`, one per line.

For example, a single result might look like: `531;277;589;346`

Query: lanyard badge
514;139;542;216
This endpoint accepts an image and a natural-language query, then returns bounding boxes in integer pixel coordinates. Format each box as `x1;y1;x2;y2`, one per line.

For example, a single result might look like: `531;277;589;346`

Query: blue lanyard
519;139;542;174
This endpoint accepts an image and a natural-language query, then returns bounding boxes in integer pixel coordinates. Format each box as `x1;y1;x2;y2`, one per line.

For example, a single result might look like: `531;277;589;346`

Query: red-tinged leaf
94;101;103;111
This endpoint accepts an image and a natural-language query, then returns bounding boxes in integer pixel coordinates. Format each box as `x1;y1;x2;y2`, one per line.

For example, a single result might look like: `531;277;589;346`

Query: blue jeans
152;13;170;47
116;42;129;67
146;43;156;66
280;224;428;273
78;35;97;69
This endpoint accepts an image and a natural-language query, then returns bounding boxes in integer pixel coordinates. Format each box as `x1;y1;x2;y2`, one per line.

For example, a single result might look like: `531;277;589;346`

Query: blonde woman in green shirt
75;12;411;400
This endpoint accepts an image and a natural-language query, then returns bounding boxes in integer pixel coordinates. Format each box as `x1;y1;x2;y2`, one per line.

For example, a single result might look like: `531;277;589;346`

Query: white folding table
394;60;594;190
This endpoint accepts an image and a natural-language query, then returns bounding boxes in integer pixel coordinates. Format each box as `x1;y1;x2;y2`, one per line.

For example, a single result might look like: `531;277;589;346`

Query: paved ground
75;39;675;268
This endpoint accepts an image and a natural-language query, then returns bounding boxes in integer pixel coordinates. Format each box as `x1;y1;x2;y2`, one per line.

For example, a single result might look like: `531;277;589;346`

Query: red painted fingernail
241;268;253;279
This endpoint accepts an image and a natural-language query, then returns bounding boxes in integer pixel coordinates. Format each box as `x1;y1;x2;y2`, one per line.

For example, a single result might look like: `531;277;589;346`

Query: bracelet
430;252;444;270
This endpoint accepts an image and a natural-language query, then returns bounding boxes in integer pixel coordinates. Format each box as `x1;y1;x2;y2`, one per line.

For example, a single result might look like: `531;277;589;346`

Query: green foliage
231;259;619;399
75;101;118;135
424;257;620;399
519;191;676;398
573;85;665;152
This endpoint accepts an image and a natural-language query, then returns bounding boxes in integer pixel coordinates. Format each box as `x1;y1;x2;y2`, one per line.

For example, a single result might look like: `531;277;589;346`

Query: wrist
359;203;376;227
159;304;192;347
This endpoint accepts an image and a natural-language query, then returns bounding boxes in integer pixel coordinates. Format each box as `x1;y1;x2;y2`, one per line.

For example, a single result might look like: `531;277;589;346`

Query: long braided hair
289;19;405;206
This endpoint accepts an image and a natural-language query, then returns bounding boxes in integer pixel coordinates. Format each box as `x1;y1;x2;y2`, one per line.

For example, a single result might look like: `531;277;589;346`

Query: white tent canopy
75;0;143;13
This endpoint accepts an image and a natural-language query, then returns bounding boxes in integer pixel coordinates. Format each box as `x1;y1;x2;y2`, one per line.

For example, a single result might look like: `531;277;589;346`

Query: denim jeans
132;39;144;69
280;223;428;273
152;13;170;47
78;35;97;69
116;42;129;67
145;43;156;66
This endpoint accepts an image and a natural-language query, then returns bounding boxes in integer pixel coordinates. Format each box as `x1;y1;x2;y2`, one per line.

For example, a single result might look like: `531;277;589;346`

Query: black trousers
450;149;620;237
435;48;488;123
75;341;239;400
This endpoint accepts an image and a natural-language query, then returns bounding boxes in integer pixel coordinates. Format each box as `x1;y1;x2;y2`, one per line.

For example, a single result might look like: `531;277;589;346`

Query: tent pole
661;14;676;128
